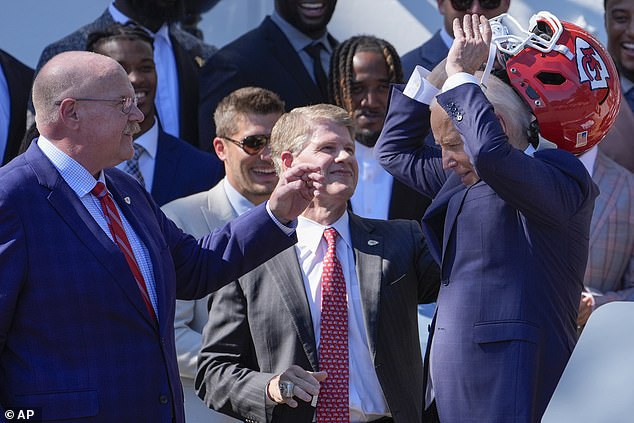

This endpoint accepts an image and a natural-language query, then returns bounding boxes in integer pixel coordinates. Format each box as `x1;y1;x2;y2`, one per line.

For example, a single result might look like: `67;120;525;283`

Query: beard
355;128;380;147
128;0;185;24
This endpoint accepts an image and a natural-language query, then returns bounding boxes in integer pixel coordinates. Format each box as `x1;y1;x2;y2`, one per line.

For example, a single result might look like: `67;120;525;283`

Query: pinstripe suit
584;151;634;307
196;213;439;423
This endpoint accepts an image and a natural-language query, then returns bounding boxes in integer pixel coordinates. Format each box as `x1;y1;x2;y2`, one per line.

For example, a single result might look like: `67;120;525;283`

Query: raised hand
446;14;492;77
268;163;324;224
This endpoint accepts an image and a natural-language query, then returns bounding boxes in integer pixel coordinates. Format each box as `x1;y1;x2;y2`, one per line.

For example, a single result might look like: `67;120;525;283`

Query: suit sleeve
0;192;27;410
160;202;297;301
375;85;447;199
196;283;274;422
437;84;596;226
173;299;203;379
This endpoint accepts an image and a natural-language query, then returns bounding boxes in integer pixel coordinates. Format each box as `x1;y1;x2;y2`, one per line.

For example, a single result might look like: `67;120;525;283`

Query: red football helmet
487;12;621;155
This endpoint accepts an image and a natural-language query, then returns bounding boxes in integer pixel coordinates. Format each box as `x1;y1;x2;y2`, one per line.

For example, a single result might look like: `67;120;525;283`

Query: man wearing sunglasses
88;23;223;207
401;0;510;78
162;86;284;423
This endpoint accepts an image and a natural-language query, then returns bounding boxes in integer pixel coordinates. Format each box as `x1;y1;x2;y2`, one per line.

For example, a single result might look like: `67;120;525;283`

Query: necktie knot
305;42;323;60
91;181;107;199
323;227;338;248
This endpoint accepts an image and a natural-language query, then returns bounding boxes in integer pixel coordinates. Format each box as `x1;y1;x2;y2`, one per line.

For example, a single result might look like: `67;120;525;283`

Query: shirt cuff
403;65;440;105
441;72;479;93
266;201;297;236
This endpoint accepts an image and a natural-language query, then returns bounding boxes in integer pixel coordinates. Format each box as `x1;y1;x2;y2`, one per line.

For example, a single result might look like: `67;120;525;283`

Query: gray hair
270;104;354;175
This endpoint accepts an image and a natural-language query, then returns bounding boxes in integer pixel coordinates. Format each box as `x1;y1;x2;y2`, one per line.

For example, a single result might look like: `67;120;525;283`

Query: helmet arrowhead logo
576;37;610;90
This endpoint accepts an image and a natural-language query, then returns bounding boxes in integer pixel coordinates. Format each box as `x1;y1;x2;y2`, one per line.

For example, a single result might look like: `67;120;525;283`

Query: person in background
576;145;634;331
0;50;322;422
35;0;214;148
400;0;510;78
162;86;285;423
600;0;634;172
376;13;618;422
0;48;33;165
196;104;439;423
88;23;222;206
198;0;338;150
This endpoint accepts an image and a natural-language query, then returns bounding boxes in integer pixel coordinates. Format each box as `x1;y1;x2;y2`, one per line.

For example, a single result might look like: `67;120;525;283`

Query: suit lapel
27;145;156;328
269;249;319;370
349;214;382;358
262;17;323;102
202;184;237;231
105;174;162;330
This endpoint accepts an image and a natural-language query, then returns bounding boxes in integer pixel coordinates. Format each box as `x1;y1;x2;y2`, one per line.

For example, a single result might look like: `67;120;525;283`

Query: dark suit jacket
151;129;223;206
400;30;447;78
0;49;33;165
376;85;597;423
0;142;296;423
35;9;215;147
196;214;439;423
198;16;336;149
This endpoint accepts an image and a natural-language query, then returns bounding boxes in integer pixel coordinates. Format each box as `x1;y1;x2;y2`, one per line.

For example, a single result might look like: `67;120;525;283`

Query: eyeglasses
54;97;138;114
221;134;271;155
450;0;502;12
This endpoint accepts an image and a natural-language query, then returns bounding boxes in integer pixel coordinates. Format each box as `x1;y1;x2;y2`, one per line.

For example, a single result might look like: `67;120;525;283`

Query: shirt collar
109;2;171;43
270;11;332;54
37;135;101;197
133;118;159;159
621;75;634;94
578;145;598;176
440;27;454;50
223;178;255;216
297;211;351;254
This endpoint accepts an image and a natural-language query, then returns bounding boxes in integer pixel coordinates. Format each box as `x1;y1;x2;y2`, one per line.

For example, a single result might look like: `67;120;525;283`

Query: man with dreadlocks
328;35;431;222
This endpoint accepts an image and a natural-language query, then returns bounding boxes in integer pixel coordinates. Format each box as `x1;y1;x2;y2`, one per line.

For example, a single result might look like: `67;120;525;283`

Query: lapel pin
124;197;131;205
368;240;379;246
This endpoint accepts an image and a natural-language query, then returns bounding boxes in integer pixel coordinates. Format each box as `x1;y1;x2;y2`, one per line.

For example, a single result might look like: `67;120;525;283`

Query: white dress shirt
109;3;180;138
115;119;159;192
350;141;393;220
296;213;390;422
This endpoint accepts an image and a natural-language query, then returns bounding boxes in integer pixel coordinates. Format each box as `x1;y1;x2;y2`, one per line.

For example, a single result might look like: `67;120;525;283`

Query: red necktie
317;227;349;422
91;182;156;322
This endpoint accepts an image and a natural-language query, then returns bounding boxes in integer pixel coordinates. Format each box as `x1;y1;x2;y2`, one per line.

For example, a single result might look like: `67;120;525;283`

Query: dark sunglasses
221;134;270;155
450;0;502;12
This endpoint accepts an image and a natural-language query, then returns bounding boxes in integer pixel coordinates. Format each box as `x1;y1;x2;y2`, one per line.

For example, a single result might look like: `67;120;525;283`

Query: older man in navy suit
198;0;338;149
376;14;615;422
0;51;322;423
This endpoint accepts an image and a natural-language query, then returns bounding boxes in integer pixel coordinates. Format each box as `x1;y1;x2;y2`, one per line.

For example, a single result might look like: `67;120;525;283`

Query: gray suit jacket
161;181;240;423
584;151;634;306
196;214;439;423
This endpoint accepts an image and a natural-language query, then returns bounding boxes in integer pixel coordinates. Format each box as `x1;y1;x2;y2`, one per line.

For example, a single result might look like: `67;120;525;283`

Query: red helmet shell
504;21;621;155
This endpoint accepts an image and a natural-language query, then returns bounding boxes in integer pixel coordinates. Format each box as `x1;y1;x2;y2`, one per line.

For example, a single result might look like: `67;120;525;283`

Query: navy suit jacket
400;30;447;78
376;85;598;423
0;142;296;422
198;16;336;149
151;129;223;206
0;49;33;165
35;9;215;147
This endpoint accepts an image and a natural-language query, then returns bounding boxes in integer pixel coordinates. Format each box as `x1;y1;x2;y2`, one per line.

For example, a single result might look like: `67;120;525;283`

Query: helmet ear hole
534;21;554;41
536;72;565;85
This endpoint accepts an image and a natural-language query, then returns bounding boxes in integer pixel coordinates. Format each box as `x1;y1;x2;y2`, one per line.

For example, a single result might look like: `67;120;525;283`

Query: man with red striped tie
196;104;440;423
0;50;323;423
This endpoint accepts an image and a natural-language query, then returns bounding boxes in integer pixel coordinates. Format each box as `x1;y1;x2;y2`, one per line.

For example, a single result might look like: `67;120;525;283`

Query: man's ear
213;137;227;161
58;98;80;129
281;151;294;170
495;112;508;135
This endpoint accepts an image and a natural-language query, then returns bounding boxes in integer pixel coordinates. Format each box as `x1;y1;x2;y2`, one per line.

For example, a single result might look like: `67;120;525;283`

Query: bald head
33;51;129;129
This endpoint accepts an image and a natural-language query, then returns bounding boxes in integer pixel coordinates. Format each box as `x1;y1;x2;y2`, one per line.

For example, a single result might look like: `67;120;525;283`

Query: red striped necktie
91;182;157;322
317;227;349;422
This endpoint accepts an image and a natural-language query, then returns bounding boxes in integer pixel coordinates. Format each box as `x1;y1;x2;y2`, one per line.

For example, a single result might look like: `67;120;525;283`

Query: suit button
159;394;169;404
455;113;463;122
